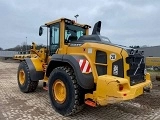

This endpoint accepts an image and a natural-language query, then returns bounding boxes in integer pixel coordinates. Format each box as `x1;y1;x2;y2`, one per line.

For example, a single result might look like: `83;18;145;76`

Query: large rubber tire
17;61;38;93
48;66;85;116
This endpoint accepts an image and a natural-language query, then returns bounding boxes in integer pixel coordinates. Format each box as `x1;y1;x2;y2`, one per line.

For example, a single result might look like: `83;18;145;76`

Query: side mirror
39;27;43;36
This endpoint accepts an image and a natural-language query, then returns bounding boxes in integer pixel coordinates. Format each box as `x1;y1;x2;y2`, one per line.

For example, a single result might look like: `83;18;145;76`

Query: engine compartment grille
126;53;145;86
95;50;107;76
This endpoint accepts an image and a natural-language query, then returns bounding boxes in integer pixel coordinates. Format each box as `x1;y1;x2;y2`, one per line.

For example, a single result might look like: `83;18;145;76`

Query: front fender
25;58;44;81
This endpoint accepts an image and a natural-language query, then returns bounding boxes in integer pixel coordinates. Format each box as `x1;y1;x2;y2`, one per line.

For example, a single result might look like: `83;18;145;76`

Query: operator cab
39;18;90;55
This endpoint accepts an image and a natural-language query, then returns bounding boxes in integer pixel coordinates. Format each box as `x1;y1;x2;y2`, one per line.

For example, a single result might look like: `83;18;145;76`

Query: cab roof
45;17;91;28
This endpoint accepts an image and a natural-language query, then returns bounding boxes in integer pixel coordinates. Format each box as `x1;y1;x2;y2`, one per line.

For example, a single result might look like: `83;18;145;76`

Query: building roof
138;45;160;57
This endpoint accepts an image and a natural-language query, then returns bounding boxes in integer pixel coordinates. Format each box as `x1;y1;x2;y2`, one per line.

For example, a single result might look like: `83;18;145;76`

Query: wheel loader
13;51;31;60
13;42;40;61
17;18;152;116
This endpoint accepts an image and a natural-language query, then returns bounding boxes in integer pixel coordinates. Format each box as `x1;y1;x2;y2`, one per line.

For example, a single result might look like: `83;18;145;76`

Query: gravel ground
0;61;160;120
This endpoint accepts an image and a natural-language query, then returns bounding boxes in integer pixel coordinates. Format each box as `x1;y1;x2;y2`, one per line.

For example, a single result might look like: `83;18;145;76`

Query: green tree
5;43;46;51
129;45;140;48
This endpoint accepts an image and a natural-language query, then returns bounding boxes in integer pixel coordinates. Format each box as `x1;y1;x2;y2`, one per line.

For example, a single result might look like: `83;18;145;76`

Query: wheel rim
53;79;66;104
19;69;25;85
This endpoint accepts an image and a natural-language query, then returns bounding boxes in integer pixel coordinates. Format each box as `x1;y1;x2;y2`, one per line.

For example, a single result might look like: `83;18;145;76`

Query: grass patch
148;71;160;76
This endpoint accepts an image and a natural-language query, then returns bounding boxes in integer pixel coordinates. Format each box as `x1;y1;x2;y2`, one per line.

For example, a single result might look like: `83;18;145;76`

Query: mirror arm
39;25;47;36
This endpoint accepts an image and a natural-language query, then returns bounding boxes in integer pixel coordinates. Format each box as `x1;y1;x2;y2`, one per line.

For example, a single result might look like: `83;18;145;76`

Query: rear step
85;100;97;107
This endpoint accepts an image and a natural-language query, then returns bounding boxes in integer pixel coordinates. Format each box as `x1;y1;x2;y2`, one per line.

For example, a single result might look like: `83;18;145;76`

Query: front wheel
48;66;84;116
17;61;38;93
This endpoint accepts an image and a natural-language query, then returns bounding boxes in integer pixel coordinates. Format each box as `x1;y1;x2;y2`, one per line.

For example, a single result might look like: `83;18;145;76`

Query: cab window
65;24;86;43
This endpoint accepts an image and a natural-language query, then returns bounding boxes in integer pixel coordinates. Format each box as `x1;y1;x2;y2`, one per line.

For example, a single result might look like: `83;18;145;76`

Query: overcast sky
0;0;160;49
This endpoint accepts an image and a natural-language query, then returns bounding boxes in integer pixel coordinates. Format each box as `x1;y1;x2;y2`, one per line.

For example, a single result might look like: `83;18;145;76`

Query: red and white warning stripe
78;59;92;73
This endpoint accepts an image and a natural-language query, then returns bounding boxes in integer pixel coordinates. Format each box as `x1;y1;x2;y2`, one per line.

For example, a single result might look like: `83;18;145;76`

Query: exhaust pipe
92;21;101;35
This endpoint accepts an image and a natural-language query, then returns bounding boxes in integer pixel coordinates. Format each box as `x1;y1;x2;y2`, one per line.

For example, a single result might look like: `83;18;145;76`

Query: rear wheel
17;61;38;93
48;66;84;116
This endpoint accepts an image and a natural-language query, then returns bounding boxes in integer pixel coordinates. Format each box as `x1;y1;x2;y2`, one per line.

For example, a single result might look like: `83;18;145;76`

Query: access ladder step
43;82;48;91
85;100;97;107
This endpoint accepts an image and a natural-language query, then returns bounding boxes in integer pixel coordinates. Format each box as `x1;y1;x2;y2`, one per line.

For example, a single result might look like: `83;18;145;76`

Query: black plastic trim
112;59;124;77
126;52;145;86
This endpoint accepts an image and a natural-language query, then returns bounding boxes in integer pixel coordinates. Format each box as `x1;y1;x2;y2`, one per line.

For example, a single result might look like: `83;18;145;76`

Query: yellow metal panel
45;18;63;26
31;58;43;71
89;75;152;106
96;75;129;98
57;20;66;54
67;42;123;82
67;48;98;82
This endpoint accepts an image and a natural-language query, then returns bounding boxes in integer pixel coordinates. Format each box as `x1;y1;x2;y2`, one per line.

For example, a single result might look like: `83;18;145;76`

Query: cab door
49;23;60;55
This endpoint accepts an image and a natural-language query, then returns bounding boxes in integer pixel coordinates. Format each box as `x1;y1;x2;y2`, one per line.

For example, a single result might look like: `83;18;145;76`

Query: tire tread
53;66;84;116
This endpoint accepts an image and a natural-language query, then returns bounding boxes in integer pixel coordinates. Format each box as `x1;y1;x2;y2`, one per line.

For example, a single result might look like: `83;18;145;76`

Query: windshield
65;24;86;43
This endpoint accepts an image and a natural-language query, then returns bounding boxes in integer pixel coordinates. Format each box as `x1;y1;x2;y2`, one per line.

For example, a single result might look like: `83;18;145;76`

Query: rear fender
46;54;94;89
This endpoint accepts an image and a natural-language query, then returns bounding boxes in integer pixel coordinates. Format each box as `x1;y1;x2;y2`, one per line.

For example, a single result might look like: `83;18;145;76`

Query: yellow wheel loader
13;42;41;60
13;51;31;60
17;18;152;116
13;42;42;60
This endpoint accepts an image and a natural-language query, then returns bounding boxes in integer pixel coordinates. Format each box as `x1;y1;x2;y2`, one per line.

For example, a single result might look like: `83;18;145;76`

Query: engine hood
69;35;144;56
